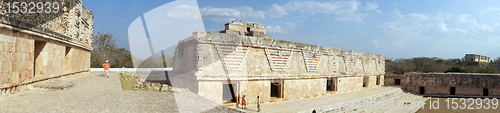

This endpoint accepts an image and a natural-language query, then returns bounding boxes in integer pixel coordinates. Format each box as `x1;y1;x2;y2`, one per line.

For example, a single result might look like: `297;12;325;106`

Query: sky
83;0;500;60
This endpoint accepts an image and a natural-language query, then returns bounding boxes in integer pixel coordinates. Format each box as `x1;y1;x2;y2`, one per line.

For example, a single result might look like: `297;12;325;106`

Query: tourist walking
102;60;110;78
257;96;261;112
241;95;247;109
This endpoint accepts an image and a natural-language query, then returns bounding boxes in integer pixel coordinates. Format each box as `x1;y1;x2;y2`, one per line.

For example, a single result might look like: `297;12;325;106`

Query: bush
445;67;467;73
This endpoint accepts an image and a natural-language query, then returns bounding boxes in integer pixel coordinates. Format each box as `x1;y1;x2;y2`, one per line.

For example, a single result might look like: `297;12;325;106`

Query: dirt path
0;72;237;113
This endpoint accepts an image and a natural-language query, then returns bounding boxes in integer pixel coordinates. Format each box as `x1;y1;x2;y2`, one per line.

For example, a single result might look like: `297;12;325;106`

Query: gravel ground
0;72;240;113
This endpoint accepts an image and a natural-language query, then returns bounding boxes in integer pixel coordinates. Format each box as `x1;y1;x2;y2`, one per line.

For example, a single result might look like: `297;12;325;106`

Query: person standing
257;96;261;112
102;60;110;78
241;95;247;109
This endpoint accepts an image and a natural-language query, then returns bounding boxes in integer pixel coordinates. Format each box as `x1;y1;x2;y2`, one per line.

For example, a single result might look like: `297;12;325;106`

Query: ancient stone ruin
386;72;500;97
170;21;386;105
0;0;93;94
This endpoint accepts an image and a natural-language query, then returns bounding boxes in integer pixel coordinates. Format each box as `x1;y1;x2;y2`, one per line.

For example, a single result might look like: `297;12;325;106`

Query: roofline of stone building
180;31;385;58
0;15;92;51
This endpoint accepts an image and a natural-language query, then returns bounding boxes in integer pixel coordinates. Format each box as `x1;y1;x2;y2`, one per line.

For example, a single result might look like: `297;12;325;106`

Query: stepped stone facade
0;0;93;93
386;72;500;97
171;21;385;105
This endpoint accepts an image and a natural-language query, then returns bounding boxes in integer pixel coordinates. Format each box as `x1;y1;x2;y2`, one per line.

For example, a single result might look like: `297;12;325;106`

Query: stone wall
173;31;385;79
283;79;326;99
0;0;92;91
386;72;500;97
172;23;385;104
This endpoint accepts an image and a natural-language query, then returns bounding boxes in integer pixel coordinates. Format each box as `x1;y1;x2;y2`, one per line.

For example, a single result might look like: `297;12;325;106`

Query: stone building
465;54;491;63
385;72;500;97
170;21;386;105
0;0;93;93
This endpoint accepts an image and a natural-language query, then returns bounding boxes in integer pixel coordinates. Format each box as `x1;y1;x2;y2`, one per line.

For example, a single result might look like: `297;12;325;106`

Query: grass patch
120;76;172;92
415;98;431;113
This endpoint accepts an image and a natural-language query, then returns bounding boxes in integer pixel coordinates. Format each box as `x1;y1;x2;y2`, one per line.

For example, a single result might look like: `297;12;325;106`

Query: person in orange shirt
102;60;110;78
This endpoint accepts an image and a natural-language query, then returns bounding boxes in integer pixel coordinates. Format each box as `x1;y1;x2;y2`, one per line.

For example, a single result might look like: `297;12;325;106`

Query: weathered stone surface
0;0;92;91
386;72;500;96
170;21;385;105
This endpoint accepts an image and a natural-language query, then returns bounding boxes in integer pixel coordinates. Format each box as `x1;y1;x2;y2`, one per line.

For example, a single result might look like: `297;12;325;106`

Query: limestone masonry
171;21;386;105
0;0;93;93
465;54;491;63
386;72;500;97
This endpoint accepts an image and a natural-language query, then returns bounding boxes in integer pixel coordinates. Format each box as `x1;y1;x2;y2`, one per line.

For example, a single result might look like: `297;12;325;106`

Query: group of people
241;95;261;112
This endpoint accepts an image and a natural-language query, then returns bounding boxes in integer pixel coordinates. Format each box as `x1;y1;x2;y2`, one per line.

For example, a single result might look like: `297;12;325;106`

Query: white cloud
377;10;498;58
167;5;201;19
334;14;368;23
455;14;493;31
200;6;265;22
366;2;381;13
281;0;360;15
480;7;500;14
359;31;365;34
266;25;285;33
267;4;287;18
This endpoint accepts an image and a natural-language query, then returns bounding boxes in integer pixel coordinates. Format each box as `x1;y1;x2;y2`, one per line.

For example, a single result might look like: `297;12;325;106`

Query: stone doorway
483;88;489;96
420;87;425;95
270;82;282;98
395;79;401;85
450;87;455;95
34;40;47;77
222;84;237;103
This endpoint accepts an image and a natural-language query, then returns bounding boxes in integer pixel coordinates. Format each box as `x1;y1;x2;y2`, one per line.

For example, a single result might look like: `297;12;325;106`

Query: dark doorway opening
450;87;456;95
34;41;47;77
327;79;333;91
483;88;489;96
222;84;236;103
270;82;281;98
363;77;368;87
64;46;72;73
420;87;425;95
395;79;401;85
376;76;380;85
247;27;251;32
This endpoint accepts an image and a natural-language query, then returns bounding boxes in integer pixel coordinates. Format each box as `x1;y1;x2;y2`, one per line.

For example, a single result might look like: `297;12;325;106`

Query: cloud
167;5;202;19
366;2;381;13
455;14;493;31
280;0;360;15
480;7;500;14
267;4;287;18
377;10;499;58
334;14;368;23
202;0;369;23
266;25;285;33
200;6;265;22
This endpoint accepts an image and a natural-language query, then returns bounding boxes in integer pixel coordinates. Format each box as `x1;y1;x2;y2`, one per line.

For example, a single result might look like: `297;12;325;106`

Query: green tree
91;33;133;68
445;67;467;73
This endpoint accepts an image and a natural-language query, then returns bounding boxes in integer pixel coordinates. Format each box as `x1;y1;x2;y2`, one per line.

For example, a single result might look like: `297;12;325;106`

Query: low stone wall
385;72;500;97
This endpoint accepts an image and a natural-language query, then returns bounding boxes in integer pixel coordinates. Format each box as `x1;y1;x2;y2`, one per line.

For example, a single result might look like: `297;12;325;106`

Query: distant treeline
385;57;500;73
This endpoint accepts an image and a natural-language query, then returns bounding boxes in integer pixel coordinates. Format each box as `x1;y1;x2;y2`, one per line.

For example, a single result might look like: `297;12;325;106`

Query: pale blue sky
84;0;500;60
